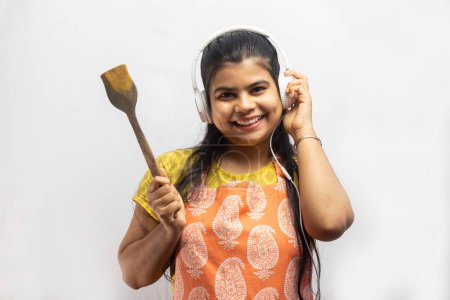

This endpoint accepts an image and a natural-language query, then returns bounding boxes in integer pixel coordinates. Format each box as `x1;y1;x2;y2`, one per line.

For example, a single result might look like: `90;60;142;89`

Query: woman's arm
118;169;186;289
282;70;354;241
294;127;354;242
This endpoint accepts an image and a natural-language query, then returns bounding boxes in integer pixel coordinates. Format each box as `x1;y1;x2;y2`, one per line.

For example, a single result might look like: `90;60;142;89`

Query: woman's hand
282;70;315;138
147;168;187;233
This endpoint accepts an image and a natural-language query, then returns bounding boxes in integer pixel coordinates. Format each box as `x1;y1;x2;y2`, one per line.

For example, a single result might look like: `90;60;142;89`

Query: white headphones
191;25;294;124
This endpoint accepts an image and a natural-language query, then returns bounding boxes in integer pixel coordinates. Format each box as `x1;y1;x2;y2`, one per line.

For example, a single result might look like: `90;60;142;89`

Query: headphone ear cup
201;91;213;124
278;75;293;109
194;91;212;123
194;91;205;122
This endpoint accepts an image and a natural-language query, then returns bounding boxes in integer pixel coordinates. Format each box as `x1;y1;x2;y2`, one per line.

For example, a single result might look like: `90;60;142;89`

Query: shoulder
136;147;196;186
157;147;197;184
141;147;198;186
157;147;195;167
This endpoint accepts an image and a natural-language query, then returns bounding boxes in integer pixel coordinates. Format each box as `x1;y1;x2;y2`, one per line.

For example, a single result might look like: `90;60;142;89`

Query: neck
216;139;273;174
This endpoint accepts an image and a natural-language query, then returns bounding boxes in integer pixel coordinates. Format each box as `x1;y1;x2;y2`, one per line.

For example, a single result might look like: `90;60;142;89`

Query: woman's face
209;58;283;147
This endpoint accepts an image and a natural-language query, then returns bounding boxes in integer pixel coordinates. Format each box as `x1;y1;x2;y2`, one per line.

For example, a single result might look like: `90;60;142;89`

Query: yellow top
133;148;298;220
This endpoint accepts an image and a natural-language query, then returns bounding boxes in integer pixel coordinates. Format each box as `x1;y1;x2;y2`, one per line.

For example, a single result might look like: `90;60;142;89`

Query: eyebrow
213;80;270;94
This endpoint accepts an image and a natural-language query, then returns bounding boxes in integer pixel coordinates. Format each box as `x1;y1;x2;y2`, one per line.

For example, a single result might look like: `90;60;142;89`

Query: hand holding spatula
101;64;181;220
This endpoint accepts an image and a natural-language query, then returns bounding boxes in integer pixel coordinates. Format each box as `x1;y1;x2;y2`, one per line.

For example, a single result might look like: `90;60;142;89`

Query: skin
117;58;354;289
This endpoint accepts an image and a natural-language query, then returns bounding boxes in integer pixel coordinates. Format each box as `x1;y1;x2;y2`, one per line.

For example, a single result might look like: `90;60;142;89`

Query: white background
0;0;449;299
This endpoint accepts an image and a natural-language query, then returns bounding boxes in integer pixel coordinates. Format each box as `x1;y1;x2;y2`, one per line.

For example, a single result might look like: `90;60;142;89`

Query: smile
232;115;265;128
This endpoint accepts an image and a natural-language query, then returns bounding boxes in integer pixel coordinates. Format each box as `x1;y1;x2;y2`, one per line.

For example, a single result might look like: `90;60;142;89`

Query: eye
251;86;266;94
217;92;235;100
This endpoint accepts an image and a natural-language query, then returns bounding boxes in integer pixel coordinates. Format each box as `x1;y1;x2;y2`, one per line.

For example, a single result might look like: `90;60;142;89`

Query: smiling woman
117;26;354;300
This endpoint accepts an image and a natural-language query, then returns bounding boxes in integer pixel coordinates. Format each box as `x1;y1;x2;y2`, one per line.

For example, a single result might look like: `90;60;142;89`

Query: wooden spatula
101;64;161;178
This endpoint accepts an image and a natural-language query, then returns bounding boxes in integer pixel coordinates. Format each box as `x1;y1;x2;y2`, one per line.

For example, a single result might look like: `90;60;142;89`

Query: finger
158;200;183;223
285;84;302;100
290;85;303;98
284;70;308;80
147;176;170;197
158;167;169;179
286;79;308;90
287;86;310;103
151;176;170;191
150;187;181;211
297;85;309;95
286;86;305;99
148;183;173;205
153;175;171;186
287;81;310;94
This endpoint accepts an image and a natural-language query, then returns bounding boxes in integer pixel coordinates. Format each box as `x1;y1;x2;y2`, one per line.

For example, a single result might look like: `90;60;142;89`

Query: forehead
210;59;274;88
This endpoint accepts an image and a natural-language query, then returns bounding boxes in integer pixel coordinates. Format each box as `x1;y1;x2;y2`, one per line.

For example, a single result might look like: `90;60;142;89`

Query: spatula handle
127;113;161;178
127;115;180;219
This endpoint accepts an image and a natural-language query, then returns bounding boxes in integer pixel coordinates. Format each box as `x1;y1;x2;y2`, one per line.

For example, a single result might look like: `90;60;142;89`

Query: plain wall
0;0;449;299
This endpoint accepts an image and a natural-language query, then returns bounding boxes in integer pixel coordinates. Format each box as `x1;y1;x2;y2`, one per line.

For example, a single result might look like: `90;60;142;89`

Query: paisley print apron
173;161;313;300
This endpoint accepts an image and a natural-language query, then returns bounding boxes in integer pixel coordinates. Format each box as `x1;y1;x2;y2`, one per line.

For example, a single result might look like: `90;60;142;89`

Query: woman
118;27;354;299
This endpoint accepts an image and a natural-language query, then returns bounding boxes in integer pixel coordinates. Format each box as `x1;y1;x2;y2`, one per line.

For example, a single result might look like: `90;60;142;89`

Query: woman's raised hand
147;168;187;233
282;70;315;139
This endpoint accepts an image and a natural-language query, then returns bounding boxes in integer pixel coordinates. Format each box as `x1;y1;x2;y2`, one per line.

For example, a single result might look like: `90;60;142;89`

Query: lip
231;115;265;131
233;115;264;122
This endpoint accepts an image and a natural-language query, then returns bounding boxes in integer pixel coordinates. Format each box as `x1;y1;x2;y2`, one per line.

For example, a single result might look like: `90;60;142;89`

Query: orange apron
173;161;313;300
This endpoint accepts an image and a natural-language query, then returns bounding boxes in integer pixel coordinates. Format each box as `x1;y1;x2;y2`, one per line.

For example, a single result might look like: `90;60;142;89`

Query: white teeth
235;116;262;126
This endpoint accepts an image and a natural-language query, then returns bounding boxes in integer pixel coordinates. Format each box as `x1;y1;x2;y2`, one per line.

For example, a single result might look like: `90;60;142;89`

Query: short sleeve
132;156;165;221
132;148;194;221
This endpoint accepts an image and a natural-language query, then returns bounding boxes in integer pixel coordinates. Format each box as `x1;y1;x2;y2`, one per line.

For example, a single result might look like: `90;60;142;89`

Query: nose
234;93;256;114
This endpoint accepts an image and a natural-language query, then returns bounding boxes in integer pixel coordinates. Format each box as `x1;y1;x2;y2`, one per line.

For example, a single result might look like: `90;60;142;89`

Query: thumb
159;167;169;179
148;167;169;192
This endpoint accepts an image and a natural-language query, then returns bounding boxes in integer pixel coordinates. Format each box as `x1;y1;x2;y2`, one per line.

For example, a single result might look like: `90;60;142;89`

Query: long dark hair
173;30;321;299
